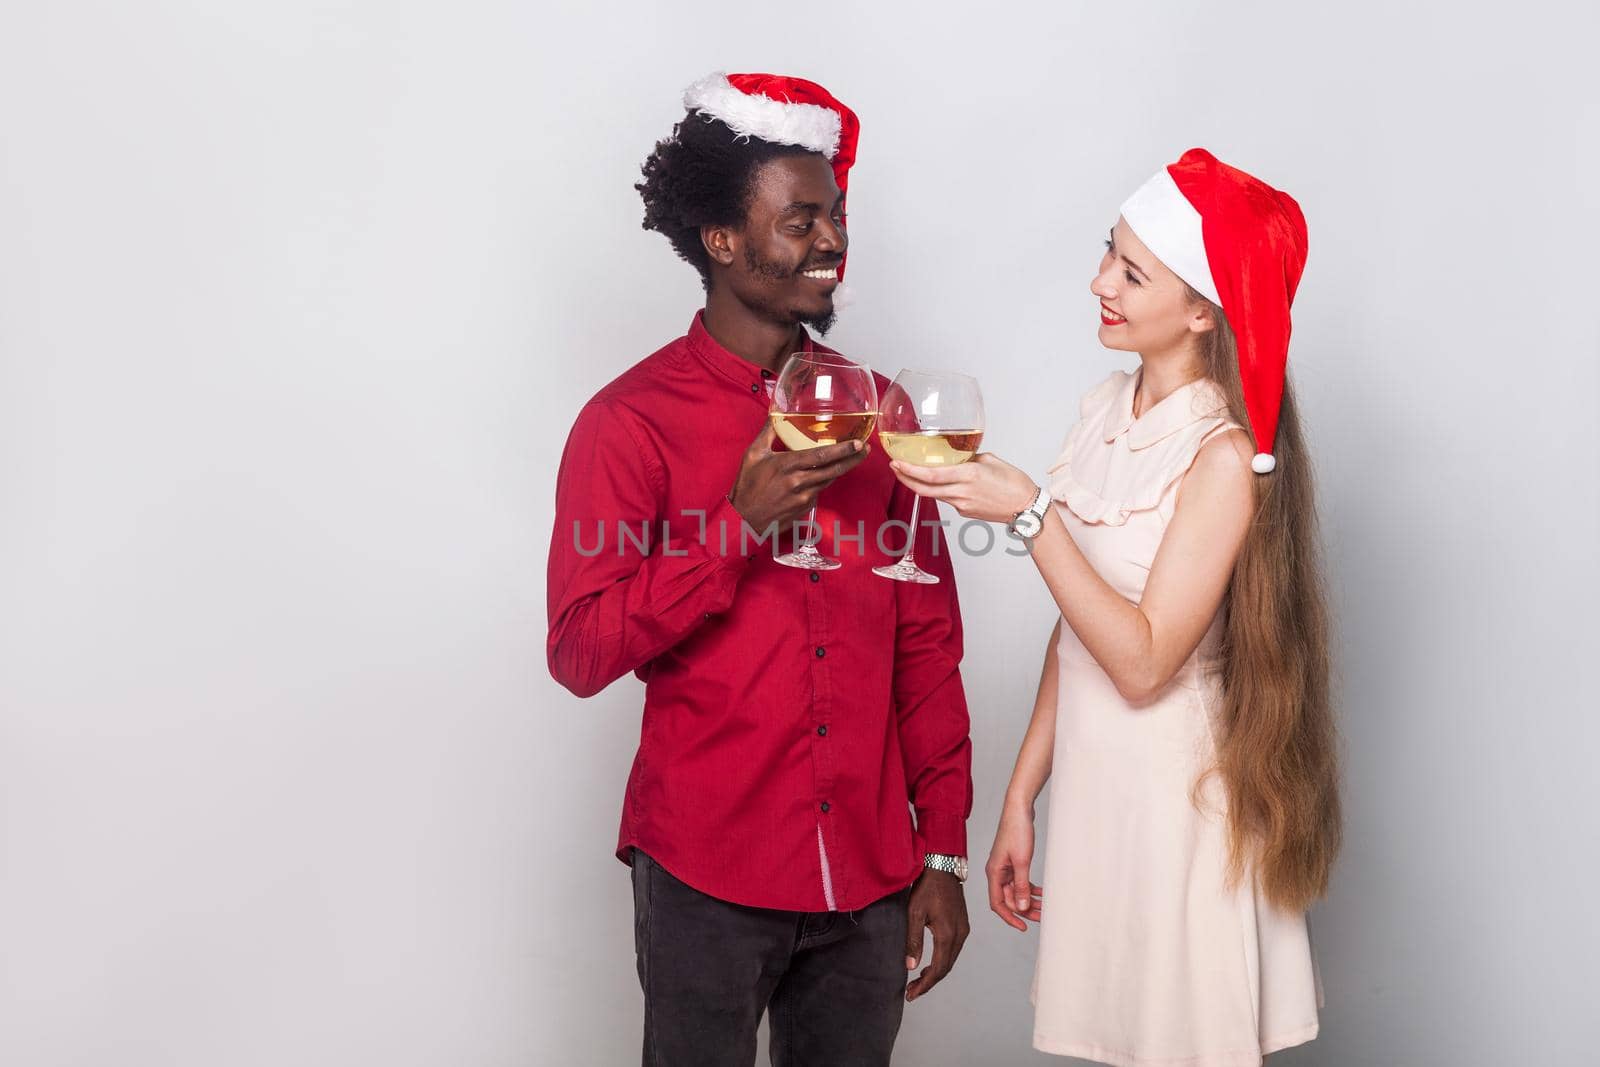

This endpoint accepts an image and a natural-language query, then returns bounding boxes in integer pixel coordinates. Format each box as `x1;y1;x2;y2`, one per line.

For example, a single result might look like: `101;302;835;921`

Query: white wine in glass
770;411;879;451
769;352;879;571
873;370;985;584
876;429;985;466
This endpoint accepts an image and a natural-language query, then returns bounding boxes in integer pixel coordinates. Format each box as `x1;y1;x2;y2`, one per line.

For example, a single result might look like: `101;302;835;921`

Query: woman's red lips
1100;302;1127;326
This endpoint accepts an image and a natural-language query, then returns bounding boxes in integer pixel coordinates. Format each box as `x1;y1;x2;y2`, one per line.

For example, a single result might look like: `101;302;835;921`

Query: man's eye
790;222;813;233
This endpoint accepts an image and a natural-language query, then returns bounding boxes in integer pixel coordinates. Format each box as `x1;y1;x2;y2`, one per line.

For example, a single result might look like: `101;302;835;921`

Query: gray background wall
2;2;1595;1064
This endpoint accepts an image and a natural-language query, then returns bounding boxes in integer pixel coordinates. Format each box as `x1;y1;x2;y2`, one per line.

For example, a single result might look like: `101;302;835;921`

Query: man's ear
701;224;737;269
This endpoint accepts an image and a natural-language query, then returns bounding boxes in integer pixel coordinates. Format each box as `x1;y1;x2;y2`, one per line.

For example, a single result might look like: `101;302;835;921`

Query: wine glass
872;370;985;584
769;352;879;571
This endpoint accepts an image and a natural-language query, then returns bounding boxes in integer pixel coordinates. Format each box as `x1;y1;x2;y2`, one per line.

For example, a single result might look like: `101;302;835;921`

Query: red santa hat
682;72;860;284
1120;148;1308;474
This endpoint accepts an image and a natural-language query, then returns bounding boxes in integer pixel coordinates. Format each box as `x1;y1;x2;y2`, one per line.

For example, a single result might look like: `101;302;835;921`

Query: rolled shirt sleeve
546;399;756;698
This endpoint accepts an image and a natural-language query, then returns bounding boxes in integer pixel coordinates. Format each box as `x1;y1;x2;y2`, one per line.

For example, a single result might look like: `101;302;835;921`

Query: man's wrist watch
1007;485;1051;541
924;852;969;882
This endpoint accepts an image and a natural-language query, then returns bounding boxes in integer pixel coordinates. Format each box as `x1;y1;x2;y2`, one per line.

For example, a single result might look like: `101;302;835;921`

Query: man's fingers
904;903;926;970
782;439;865;470
907;927;955;1001
789;447;869;489
814;438;866;464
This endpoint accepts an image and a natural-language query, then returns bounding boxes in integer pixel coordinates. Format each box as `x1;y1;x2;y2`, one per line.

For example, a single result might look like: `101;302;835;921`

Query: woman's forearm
1004;619;1063;814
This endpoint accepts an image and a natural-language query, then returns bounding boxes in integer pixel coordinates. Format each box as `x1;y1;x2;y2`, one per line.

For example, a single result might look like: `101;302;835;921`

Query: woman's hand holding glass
873;370;985;583
887;451;1041;525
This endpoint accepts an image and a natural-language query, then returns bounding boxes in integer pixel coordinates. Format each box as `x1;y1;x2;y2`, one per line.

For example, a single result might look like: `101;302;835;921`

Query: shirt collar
686;310;817;399
1102;367;1231;450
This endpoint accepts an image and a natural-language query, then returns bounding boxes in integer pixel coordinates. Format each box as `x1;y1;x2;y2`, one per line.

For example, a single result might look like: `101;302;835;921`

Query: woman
889;149;1340;1065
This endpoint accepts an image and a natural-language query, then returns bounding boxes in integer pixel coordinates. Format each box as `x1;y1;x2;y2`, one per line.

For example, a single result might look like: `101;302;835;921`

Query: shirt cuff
914;808;968;858
698;495;763;569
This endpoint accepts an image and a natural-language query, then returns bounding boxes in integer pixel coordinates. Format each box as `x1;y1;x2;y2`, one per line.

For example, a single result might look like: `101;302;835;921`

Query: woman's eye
1124;270;1141;286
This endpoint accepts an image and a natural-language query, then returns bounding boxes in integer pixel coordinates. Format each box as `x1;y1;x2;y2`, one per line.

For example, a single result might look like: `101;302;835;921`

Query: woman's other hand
987;803;1043;931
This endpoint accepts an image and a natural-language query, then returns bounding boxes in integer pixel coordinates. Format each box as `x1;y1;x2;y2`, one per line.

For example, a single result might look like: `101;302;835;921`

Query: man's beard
744;247;836;336
801;307;837;336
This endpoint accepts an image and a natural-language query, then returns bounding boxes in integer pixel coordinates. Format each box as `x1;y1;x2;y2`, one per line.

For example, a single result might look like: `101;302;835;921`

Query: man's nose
815;215;846;254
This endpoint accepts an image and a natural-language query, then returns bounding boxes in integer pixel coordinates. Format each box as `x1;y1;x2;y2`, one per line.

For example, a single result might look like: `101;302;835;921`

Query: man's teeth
801;268;838;280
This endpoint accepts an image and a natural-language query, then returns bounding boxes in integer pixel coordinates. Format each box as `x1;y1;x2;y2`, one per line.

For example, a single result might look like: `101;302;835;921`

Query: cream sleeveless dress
1030;369;1322;1065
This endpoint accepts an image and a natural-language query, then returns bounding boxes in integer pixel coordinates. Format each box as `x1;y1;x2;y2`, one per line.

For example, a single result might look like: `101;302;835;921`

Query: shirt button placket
803;530;838;901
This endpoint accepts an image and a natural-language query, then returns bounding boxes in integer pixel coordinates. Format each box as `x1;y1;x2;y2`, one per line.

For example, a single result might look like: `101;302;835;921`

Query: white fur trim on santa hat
1251;452;1276;474
1120;168;1221;306
682;73;841;158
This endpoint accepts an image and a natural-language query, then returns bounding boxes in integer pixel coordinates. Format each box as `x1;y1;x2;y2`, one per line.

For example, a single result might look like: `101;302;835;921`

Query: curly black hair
637;112;817;291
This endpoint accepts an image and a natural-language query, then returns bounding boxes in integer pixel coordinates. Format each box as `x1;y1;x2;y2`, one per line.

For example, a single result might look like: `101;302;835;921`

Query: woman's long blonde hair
1193;299;1341;911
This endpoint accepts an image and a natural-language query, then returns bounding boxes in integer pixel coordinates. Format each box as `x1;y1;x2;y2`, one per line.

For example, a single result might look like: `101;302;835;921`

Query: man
546;72;972;1066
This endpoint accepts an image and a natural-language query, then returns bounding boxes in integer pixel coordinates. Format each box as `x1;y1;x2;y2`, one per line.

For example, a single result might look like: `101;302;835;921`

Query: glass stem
902;495;922;566
803;503;821;553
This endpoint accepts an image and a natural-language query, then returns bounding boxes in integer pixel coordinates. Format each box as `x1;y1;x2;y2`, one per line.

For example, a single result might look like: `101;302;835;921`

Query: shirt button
809;572;820;583
820;801;831;813
817;724;828;736
761;369;774;379
750;383;760;393
815;646;826;658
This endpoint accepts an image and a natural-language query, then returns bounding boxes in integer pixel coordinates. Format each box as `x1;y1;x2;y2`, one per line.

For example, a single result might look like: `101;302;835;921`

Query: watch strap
923;852;968;882
1008;485;1050;538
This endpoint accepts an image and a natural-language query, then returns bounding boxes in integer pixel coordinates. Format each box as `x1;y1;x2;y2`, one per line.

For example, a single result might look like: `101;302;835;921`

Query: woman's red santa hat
1120;148;1309;474
682;72;860;286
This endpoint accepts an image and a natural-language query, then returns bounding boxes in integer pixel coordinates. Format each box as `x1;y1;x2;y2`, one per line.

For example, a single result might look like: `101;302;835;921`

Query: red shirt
547;313;972;912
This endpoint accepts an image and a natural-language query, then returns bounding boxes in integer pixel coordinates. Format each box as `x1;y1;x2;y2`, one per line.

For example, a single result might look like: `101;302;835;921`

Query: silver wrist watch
923;852;969;882
1007;485;1051;541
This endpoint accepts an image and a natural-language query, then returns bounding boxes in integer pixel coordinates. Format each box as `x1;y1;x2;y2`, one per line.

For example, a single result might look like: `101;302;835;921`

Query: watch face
1014;511;1042;539
955;857;969;880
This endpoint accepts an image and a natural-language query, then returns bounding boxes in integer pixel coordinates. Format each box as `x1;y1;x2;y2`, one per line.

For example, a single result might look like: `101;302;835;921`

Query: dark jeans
630;850;911;1067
